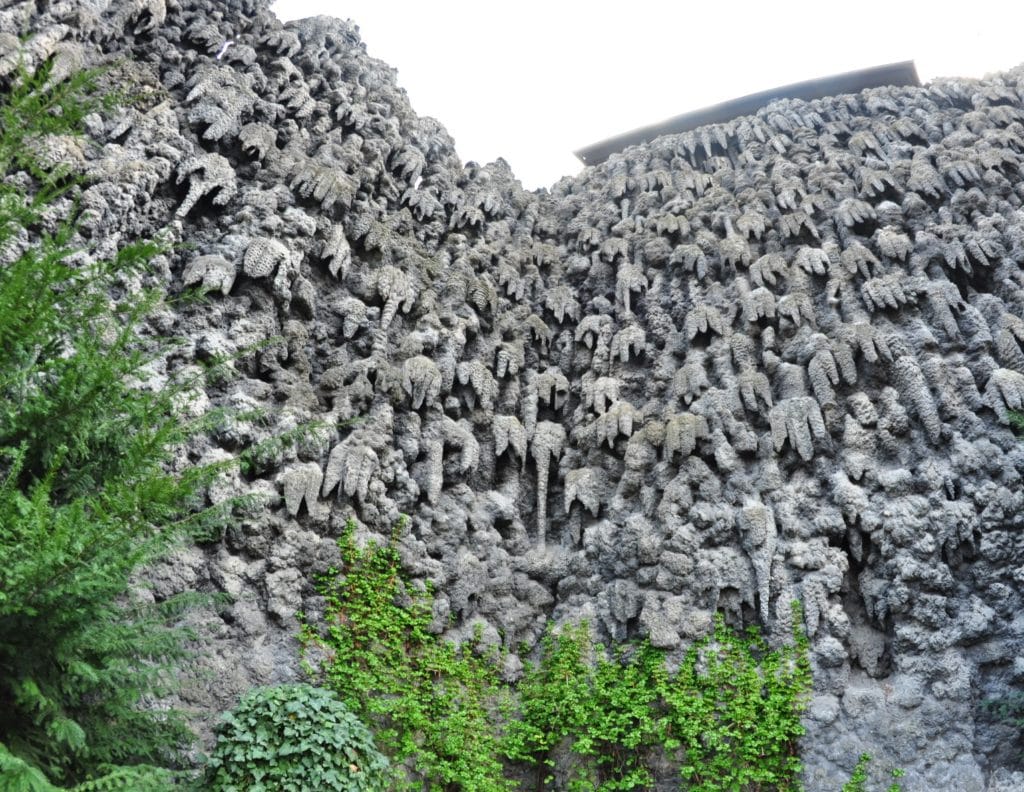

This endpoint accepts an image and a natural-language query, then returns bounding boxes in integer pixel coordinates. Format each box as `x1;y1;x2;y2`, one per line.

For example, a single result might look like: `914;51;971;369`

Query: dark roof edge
574;60;920;166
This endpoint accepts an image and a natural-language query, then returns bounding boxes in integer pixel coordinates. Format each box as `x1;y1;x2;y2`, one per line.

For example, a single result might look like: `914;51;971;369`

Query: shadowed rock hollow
7;0;1024;787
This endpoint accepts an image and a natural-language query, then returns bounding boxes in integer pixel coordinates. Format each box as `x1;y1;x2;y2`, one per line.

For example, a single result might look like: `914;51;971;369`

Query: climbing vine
662;606;811;791
841;754;904;792
300;519;510;792
504;625;666;791
302;520;814;791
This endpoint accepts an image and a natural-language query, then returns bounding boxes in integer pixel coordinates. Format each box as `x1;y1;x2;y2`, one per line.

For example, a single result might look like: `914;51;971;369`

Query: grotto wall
5;0;1024;787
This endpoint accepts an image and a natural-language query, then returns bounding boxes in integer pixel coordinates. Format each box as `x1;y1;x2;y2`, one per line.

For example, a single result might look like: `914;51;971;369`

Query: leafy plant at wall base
505;609;809;792
504;624;667;791
0;63;233;788
301;518;511;792
583;642;666;791
306;524;814;792
503;623;593;789
661;602;812;791
205;683;388;792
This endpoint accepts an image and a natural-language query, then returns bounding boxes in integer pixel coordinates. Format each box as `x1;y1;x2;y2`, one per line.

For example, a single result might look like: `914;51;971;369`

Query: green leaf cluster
840;754;904;792
304;521;814;791
205;683;389;792
663;608;811;791
0;61;230;788
983;688;1024;740
301;519;511;791
506;607;809;791
504;624;666;791
841;754;871;792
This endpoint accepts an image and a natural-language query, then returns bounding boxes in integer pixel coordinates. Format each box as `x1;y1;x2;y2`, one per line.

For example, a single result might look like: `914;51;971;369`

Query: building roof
574;60;920;166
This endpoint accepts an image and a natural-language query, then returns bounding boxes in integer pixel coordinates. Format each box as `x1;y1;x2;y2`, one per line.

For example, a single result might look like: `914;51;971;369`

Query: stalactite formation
7;1;1024;787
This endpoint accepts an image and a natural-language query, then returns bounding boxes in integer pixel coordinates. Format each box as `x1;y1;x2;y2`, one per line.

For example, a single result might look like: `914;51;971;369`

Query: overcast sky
271;1;1024;190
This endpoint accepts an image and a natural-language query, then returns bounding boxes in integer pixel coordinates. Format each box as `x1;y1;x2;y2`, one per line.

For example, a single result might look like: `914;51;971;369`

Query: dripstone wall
5;1;1024;787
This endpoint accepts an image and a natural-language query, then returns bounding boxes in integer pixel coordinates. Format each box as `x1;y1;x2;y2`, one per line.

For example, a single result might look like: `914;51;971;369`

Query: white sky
271;1;1024;190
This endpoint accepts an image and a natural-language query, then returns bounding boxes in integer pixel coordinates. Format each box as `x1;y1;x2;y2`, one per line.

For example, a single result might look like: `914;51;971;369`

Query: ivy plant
303;519;815;791
662;605;812;791
300;519;511;792
841;753;904;792
504;625;666;791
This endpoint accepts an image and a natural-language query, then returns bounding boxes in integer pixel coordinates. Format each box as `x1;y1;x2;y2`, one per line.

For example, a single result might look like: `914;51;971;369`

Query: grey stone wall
6;0;1024;786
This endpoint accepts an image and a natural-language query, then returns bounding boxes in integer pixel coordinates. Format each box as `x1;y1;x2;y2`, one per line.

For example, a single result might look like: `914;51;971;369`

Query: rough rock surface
7;0;1024;787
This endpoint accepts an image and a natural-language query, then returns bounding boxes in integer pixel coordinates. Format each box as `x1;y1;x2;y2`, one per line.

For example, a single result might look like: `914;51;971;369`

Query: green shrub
205;684;388;792
0;62;230;787
0;743;174;791
300;519;511;792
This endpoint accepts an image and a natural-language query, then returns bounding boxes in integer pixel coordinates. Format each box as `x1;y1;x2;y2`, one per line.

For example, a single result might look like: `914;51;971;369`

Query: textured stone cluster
6;0;1024;787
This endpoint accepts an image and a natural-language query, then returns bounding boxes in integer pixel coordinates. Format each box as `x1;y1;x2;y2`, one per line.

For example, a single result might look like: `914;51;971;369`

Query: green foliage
0;698;176;792
505;608;809;792
304;521;813;791
301;519;511;791
983;688;1024;748
205;683;388;792
577;641;666;791
841;754;904;792
503;624;594;780
986;689;1024;720
841;754;871;792
0;62;230;787
661;605;811;791
504;624;666;791
0;742;56;792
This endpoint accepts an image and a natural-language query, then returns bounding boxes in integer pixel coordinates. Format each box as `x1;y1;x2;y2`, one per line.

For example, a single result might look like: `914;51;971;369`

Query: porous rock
9;1;1024;786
